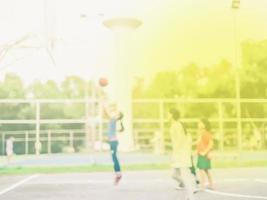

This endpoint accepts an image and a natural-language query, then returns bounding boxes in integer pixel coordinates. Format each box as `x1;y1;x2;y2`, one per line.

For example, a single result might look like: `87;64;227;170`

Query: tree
29;80;62;99
0;73;25;98
197;60;235;98
241;39;267;98
0;73;29;131
61;76;85;99
240;39;267;119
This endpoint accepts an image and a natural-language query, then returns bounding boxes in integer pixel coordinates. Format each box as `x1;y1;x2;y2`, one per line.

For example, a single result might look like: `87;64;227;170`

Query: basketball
99;78;108;87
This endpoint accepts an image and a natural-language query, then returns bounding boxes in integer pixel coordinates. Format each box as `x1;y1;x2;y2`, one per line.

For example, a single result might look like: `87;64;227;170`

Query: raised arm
99;94;113;118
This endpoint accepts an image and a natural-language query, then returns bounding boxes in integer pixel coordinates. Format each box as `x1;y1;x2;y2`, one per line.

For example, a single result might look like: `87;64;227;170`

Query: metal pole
90;81;97;151
218;101;224;151
84;81;90;151
35;101;41;155
69;131;74;149
159;100;165;154
98;101;103;151
232;1;242;152
25;131;29;155
2;133;5;155
236;71;242;152
48;130;51;154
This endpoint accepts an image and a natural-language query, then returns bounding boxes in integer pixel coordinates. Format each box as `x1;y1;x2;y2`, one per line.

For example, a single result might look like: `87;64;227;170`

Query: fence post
35;101;41;155
1;133;5;155
48;130;51;154
85;97;91;151
218;101;224;152
98;104;103;151
25;131;29;155
159;100;165;153
69;131;74;149
237;99;242;152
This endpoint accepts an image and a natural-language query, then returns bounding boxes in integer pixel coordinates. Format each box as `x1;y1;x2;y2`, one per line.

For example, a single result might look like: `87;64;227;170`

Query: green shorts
197;155;211;170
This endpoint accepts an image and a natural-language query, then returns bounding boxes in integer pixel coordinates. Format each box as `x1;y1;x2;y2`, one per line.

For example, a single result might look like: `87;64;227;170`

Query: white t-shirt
170;121;192;168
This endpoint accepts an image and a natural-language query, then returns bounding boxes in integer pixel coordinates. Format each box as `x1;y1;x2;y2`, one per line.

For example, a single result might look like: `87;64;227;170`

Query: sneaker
175;183;185;190
194;188;202;194
175;186;184;190
114;174;122;186
206;186;214;190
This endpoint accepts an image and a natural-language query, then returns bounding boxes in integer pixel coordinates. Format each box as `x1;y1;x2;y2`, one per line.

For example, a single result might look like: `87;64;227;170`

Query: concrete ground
0;153;170;167
0;168;266;200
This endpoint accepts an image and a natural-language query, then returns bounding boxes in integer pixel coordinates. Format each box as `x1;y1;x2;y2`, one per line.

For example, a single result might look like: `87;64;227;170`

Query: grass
213;160;267;168
0;160;267;175
0;164;168;175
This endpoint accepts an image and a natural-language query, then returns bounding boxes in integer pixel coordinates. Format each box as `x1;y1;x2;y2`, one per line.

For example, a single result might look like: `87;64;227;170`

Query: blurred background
0;0;267;167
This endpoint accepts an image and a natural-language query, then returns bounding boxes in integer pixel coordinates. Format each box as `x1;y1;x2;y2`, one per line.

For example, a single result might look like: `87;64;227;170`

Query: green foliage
146;71;180;98
0;39;267;147
133;39;267;121
240;39;267;118
29;80;62;99
0;74;91;132
134;61;235;99
61;76;86;98
0;73;25;98
133;60;236;120
241;40;267;98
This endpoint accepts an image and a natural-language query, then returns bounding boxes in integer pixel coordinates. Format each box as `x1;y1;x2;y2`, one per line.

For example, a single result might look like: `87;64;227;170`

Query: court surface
0;168;266;200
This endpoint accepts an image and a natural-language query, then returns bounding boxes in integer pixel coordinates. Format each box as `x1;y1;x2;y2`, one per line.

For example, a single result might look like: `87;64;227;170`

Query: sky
0;0;267;85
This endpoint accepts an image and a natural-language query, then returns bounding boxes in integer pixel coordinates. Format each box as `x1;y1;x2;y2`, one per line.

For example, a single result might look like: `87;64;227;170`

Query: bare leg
199;170;206;190
205;170;214;189
173;168;184;187
180;168;195;200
